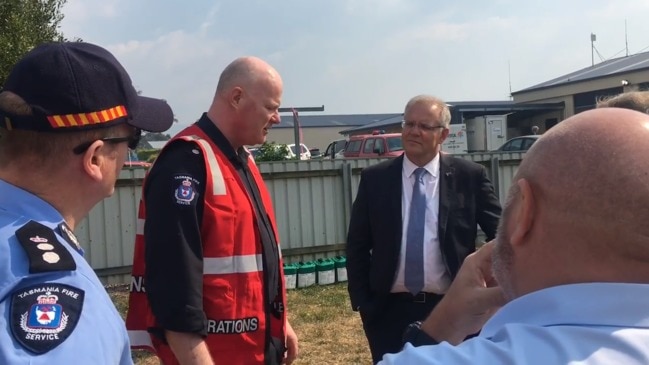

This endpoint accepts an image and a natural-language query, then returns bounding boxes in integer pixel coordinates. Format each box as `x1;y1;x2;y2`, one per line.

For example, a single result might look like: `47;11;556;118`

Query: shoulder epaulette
15;220;76;273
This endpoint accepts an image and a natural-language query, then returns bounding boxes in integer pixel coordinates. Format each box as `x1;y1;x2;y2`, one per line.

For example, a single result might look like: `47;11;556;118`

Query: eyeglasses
72;128;142;155
401;120;445;132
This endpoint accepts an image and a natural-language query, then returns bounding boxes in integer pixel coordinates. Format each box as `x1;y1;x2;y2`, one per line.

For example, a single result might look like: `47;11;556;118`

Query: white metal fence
76;153;524;283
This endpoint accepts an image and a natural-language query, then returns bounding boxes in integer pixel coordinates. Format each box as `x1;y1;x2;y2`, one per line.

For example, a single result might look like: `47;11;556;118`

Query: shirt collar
481;283;649;338
0;179;64;227
403;153;440;179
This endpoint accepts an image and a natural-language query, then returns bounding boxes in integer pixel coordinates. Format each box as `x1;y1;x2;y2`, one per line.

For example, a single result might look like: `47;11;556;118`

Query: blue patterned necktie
405;167;427;295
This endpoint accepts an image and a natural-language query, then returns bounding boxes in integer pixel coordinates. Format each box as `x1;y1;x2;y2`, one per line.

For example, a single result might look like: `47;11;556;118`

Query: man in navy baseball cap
0;42;173;365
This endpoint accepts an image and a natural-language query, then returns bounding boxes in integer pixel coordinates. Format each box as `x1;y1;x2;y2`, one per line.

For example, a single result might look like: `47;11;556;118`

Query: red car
343;132;403;158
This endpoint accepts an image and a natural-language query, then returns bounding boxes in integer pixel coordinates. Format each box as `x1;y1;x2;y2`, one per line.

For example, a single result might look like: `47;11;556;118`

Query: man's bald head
518;108;649;244
208;56;283;149
495;108;649;299
533;107;649;253
215;56;281;96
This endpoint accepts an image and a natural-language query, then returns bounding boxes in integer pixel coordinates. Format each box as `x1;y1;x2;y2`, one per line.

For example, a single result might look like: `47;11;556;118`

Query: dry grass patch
108;282;371;364
287;284;371;364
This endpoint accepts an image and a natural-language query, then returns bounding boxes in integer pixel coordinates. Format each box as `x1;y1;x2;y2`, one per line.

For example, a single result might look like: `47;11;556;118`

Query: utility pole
279;105;325;158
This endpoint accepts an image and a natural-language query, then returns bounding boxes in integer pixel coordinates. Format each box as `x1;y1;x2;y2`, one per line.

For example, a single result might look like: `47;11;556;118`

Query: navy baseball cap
0;42;173;133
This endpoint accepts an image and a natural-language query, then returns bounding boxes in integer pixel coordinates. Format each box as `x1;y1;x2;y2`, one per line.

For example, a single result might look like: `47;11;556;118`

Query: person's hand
283;320;299;364
420;241;506;345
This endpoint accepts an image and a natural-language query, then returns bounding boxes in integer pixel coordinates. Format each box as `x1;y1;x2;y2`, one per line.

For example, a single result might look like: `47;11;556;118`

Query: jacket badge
175;178;196;205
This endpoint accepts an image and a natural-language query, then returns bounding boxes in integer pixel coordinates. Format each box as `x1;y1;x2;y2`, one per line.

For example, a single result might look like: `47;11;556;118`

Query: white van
286;143;311;160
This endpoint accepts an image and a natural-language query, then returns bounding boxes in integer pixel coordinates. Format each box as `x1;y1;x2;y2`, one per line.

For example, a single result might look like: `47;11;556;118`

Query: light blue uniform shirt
0;179;132;364
381;283;649;364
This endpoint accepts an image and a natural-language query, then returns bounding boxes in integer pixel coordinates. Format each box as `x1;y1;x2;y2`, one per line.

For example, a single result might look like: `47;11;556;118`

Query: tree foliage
142;132;172;141
137;131;170;149
254;142;290;162
0;0;68;86
136;149;161;163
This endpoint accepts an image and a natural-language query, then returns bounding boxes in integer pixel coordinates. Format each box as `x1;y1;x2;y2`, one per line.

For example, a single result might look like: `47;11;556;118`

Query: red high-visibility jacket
126;125;286;364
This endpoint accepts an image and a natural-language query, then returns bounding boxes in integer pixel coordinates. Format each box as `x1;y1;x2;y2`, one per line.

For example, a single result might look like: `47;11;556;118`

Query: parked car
309;148;322;159
495;135;540;152
287;143;311;160
343;132;403;158
323;139;347;159
247;147;262;159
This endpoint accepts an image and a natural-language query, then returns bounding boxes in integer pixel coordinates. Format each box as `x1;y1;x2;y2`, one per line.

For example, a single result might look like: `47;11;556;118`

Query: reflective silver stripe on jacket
178;135;226;196
203;254;264;274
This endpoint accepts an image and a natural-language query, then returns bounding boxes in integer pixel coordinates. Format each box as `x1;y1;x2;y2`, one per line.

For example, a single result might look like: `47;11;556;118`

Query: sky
59;0;649;134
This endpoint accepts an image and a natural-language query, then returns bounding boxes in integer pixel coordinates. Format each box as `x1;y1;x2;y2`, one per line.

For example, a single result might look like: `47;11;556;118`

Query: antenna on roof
625;19;629;57
508;60;513;100
591;33;596;66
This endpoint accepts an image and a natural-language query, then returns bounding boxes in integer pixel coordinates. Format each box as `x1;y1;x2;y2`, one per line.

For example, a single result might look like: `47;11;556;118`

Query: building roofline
512;50;649;95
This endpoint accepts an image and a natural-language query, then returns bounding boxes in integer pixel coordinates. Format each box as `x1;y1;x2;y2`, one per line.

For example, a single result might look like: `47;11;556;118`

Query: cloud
342;0;414;16
57;0;649;127
64;0;121;19
60;0;129;42
61;0;121;33
104;29;245;126
199;3;221;35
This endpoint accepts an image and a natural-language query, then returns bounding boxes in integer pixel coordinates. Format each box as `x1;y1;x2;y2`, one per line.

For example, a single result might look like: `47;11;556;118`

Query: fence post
341;162;353;228
490;156;500;199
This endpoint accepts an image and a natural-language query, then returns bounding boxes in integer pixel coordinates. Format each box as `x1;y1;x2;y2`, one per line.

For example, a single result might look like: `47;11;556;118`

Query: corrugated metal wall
258;158;386;264
76;168;145;284
459;152;523;202
78;153;524;283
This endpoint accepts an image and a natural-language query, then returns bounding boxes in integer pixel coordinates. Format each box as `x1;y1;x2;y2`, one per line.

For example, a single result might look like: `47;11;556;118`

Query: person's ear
509;178;535;248
439;128;450;142
81;140;105;182
230;87;244;108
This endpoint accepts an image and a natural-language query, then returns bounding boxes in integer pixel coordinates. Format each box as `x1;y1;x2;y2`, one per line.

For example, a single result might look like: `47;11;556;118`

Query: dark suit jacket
346;154;501;311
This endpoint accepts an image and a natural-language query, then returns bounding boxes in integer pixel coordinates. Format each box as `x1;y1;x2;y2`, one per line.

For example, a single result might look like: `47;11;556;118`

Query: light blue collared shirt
392;153;451;294
0;179;132;365
381;283;649;364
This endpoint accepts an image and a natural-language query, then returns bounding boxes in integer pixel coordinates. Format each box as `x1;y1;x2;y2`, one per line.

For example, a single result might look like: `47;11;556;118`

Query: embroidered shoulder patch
173;174;200;205
15;221;76;273
10;283;85;354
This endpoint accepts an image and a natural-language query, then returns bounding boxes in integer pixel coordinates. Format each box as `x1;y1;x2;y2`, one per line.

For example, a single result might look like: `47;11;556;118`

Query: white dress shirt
391;154;451;294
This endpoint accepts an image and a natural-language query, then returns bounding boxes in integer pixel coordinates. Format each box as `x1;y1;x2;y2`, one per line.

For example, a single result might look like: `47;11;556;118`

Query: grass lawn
108;282;372;364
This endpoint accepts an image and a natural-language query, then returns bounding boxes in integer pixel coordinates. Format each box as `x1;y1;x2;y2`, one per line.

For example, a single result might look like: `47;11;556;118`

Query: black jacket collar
196;113;248;166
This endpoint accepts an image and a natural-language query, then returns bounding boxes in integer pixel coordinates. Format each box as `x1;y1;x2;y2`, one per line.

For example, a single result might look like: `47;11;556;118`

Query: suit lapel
438;154;455;247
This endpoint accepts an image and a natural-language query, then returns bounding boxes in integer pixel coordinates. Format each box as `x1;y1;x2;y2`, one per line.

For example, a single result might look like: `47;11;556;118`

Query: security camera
621;79;629;86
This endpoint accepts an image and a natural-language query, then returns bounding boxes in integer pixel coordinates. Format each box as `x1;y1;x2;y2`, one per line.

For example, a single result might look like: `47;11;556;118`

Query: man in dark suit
346;95;502;363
